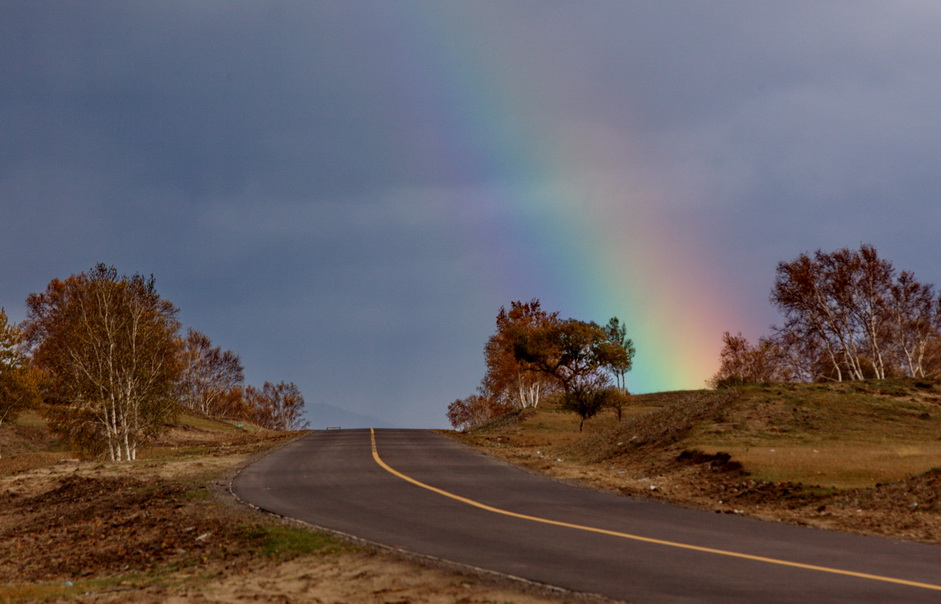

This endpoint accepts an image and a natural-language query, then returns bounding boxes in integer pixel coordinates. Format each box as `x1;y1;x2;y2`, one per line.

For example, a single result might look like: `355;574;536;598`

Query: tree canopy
24;265;183;461
713;245;941;386
481;300;560;410
449;300;637;431
1;263;310;462
178;328;245;417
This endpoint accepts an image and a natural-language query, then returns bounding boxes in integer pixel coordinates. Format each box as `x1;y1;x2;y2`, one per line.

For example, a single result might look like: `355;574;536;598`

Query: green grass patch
182;486;214;501
238;523;354;559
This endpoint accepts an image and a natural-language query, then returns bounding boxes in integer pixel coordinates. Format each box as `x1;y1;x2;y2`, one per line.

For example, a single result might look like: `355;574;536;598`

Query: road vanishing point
232;429;941;603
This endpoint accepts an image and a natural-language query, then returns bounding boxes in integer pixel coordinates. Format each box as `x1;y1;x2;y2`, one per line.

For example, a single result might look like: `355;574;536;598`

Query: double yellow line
369;429;941;592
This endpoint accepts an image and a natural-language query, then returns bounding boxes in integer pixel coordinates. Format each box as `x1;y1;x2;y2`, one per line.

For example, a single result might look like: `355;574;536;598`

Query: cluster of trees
711;245;941;387
0;264;307;462
448;300;635;431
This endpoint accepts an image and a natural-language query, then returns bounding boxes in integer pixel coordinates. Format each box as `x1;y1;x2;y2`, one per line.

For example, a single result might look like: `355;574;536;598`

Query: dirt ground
0;426;605;604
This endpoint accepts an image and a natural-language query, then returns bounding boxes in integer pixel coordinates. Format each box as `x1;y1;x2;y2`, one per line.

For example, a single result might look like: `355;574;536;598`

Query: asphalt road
232;429;941;603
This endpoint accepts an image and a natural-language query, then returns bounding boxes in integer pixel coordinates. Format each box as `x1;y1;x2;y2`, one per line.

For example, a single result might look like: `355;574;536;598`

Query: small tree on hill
178;328;244;417
603;316;635;394
446;393;510;431
514;318;622;430
246;381;309;431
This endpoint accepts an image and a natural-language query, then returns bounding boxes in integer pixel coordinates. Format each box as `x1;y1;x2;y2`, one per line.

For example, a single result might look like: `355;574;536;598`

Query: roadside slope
452;379;941;543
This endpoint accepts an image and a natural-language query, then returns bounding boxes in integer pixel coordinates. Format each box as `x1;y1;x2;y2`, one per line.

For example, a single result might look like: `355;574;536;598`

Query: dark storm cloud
0;2;463;200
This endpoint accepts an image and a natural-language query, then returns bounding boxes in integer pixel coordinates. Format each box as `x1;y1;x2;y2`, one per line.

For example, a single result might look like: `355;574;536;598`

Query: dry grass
723;444;941;488
680;378;941;487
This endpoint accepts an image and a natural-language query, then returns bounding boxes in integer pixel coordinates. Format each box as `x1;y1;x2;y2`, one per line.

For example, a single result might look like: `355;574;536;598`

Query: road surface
232;429;941;603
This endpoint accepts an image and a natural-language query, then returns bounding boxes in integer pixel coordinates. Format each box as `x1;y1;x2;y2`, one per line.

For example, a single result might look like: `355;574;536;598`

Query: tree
178;328;244;417
603;316;635;402
246;381;309;431
772;245;897;381
24;264;182;461
0;309;42;458
514;318;618;430
481;300;560;409
887;272;941;378
557;372;611;431
446;393;510;431
717;244;941;385
709;331;792;388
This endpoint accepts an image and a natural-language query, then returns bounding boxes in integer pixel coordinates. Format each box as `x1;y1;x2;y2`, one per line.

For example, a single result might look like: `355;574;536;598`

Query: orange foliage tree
246;381;308;431
24;265;182;461
177;328;245;417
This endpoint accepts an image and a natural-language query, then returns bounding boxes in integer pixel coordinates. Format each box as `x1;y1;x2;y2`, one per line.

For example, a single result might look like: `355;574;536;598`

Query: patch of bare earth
0;425;594;603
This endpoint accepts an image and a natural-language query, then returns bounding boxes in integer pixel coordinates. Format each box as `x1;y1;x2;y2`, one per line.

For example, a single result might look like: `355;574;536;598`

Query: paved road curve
232;429;941;603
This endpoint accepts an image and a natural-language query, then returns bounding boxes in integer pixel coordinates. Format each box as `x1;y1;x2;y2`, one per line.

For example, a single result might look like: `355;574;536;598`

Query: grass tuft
238;523;354;559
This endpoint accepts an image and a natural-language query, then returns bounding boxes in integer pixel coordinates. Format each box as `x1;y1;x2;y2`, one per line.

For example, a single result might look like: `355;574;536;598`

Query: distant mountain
305;402;398;430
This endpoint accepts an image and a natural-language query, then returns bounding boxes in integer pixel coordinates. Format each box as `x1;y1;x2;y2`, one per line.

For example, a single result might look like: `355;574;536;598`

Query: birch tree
24;265;182;461
482;300;560;409
246;381;308;431
762;245;940;382
888;272;941;378
178;328;244;417
772;246;894;381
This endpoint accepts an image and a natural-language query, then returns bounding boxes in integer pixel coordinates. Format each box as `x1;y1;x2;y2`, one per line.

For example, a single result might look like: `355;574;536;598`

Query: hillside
453;378;941;543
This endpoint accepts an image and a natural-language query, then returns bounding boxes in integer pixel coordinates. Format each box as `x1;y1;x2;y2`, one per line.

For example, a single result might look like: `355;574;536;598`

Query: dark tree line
449;300;635;431
1;264;308;461
712;245;941;387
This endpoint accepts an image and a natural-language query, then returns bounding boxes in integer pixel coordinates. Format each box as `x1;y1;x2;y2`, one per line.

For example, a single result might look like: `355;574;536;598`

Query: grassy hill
453;378;941;543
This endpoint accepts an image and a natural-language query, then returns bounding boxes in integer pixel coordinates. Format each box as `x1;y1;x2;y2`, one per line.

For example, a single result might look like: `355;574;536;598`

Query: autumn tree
514;318;623;430
481;300;560;409
446;393;511;431
178;328;244;417
246;381;308;431
24;264;182;461
772;245;900;381
0;309;42;458
887;271;941;378
709;331;793;388
717;244;941;385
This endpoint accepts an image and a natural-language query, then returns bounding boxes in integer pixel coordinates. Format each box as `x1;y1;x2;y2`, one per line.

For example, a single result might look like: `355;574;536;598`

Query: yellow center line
369;428;941;592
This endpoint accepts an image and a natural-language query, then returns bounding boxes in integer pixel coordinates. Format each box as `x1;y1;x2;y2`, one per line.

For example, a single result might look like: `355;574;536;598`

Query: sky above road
3;2;940;428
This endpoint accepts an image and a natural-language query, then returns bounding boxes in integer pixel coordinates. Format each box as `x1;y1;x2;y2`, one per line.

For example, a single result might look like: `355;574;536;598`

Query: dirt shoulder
0;423;600;603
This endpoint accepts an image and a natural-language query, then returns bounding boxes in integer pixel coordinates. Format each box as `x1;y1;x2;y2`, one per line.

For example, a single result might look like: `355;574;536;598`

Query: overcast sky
3;2;940;429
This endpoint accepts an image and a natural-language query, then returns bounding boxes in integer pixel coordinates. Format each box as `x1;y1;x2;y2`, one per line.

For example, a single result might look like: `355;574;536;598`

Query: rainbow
394;6;747;392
